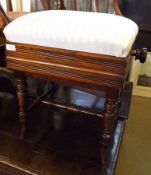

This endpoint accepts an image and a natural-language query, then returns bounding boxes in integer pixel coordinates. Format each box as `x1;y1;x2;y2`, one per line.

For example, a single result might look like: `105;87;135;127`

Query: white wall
22;0;31;12
139;53;151;76
0;0;7;11
0;0;27;11
12;0;22;11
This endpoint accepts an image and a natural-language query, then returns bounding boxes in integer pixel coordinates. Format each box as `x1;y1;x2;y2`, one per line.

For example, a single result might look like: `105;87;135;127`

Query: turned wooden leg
16;72;27;140
100;88;119;165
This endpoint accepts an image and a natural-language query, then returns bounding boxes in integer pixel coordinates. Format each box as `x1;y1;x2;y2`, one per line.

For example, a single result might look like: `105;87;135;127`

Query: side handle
132;48;148;63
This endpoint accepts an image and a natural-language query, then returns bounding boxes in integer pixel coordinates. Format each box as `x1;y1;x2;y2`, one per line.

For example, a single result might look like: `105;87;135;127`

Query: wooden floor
0;85;128;175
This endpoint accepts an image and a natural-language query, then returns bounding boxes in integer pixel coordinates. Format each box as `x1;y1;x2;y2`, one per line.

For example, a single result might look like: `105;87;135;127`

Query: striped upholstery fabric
4;10;138;57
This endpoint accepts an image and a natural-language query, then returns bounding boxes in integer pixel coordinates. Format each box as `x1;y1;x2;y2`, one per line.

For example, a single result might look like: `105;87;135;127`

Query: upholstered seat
4;10;138;57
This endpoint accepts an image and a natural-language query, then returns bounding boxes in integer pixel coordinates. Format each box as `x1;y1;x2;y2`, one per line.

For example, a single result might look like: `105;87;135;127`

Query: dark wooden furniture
0;83;132;175
9;41;125;167
115;0;151;51
40;0;52;10
0;0;52;96
0;0;146;167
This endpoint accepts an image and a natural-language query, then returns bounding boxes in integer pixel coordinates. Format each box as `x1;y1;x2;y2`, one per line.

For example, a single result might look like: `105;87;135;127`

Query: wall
0;0;111;12
0;0;22;11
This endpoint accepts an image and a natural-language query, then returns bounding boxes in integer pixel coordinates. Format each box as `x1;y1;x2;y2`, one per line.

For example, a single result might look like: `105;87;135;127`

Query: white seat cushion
4;10;138;57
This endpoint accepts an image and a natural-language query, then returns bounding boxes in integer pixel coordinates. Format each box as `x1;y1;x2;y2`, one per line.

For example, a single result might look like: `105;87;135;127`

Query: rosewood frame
6;41;129;165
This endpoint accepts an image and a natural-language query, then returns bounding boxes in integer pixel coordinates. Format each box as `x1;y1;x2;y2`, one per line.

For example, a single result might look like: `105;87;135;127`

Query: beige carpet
115;96;151;175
